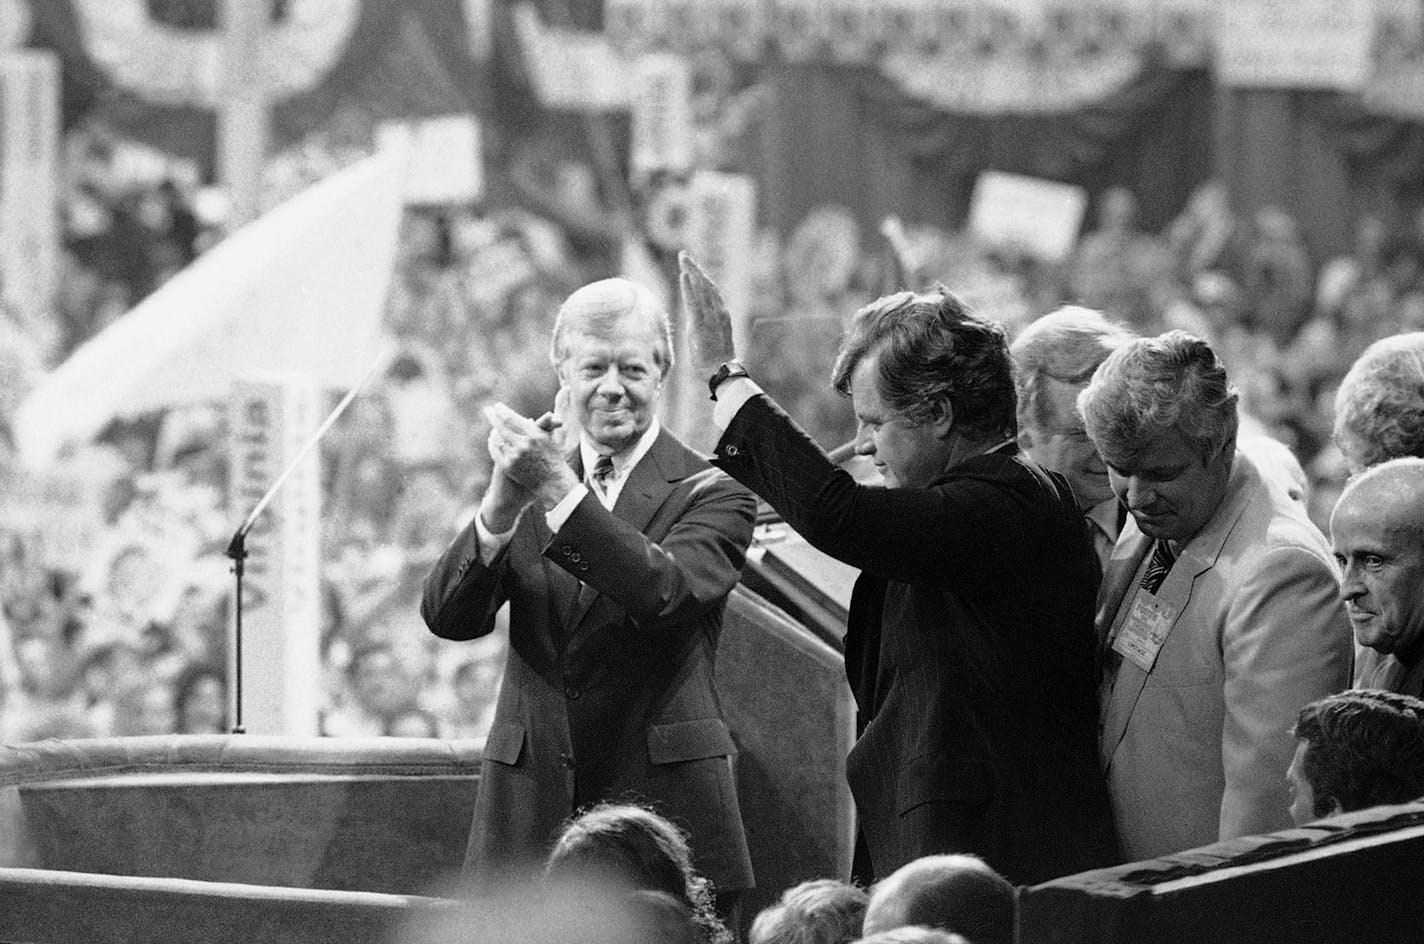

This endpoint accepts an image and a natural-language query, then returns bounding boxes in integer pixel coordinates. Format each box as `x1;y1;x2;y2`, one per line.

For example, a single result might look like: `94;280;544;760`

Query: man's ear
927;396;955;440
1018;427;1035;451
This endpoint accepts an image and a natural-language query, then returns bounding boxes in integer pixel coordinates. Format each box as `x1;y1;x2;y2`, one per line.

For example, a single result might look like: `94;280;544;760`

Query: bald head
1331;457;1424;658
550;278;673;377
862;855;1013;944
1335;458;1424;546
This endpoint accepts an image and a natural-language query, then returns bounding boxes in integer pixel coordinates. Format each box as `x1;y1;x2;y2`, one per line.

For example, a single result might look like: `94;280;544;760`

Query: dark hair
750;878;868;944
1294;689;1424;818
879;856;1014;944
831;287;1017;441
172;662;227;733
544;802;730;944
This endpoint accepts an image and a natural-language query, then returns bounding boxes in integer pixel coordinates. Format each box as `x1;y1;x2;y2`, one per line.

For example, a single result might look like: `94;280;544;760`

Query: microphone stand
224;352;389;734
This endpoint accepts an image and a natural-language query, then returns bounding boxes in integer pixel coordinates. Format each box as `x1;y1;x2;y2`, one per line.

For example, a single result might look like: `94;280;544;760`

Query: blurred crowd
0;100;1418;746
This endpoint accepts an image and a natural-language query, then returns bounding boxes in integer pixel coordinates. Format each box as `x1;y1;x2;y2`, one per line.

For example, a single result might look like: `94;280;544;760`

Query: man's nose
854;427;875;456
1125;478;1154;509
1339;562;1366;599
595;366;624;395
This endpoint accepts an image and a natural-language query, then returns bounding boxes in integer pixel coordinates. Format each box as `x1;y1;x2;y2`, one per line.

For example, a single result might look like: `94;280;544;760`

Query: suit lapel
564;429;690;630
1097;525;1152;650
1101;453;1259;765
551;448;586;632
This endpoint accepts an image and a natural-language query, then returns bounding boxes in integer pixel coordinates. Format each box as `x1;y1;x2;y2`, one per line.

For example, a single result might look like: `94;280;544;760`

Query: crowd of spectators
0;103;1421;751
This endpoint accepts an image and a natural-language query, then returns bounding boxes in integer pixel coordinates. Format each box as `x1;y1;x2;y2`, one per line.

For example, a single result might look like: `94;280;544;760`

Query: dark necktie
569;454;617;622
590;454;615;500
1140;539;1176;595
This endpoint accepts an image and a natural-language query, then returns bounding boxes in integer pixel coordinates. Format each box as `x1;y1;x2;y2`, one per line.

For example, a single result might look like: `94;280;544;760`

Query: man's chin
1352;623;1392;652
589;423;641;453
1133;516;1178;541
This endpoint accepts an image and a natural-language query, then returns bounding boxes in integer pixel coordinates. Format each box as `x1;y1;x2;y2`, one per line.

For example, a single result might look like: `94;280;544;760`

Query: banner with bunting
1217;0;1374;91
601;0;1424;114
23;0;1424;138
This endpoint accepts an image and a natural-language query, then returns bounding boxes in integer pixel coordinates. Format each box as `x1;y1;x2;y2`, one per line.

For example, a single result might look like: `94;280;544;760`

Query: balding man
861;855;1014;944
1011;306;1135;569
1331;457;1424;696
422;278;757;899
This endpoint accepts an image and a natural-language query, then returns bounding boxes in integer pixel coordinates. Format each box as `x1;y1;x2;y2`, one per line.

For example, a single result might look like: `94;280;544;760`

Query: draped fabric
1216;87;1424;259
1215;88;1357;261
761;58;1214;241
27;0;491;175
24;0;1424;255
1309;93;1424;192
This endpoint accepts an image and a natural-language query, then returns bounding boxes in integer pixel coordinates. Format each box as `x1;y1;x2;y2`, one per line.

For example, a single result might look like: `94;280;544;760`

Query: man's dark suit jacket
715;395;1118;885
421;427;757;893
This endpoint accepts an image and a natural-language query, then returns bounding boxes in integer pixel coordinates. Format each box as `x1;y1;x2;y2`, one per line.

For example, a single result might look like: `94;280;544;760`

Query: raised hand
878;215;921;290
678;251;738;370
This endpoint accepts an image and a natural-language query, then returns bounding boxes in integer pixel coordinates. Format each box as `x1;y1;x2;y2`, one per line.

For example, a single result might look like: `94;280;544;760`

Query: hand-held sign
678;251;738;370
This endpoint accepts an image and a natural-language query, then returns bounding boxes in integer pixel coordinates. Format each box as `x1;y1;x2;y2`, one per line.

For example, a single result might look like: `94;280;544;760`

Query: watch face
709;362;746;399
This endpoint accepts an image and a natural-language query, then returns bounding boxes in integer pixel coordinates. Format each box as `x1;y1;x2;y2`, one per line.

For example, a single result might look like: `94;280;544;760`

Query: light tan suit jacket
1098;450;1352;861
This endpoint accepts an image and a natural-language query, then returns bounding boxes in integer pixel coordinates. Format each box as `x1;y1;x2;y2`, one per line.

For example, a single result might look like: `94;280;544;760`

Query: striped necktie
1140;539;1176;595
590;454;615;501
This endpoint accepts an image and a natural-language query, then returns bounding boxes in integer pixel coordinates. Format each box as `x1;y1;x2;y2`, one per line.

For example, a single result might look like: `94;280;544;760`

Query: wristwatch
708;360;750;400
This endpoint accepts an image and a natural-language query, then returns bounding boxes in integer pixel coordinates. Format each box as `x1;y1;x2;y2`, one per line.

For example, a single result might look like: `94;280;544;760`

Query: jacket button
564;686;580;701
562;545;573;556
578;562;589;572
570;552;581;563
725;444;740;456
559;753;576;769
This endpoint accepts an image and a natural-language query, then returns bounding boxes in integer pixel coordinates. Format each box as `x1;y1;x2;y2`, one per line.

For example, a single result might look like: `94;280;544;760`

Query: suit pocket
483;723;526;766
647;718;737;765
896;754;993;815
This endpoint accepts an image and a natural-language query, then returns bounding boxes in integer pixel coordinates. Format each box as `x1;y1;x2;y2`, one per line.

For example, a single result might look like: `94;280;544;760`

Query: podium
1018;801;1424;944
0;735;478;942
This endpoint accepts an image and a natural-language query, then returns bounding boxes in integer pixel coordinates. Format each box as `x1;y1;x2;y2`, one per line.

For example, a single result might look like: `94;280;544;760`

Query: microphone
223;349;391;733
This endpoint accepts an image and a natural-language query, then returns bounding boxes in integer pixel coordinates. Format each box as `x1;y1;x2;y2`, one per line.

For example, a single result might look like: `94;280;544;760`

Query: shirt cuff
473;503;518;566
545;482;591;533
712;376;762;429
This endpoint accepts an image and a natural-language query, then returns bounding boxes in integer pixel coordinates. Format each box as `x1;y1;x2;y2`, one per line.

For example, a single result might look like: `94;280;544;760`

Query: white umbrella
16;147;407;467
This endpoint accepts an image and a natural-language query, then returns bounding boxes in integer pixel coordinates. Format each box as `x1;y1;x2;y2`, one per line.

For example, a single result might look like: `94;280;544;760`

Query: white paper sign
0;51;59;321
513;3;633;110
228;374;323;736
967;171;1087;264
378;113;484;205
686;171;757;353
631;53;694;183
1217;0;1374;91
